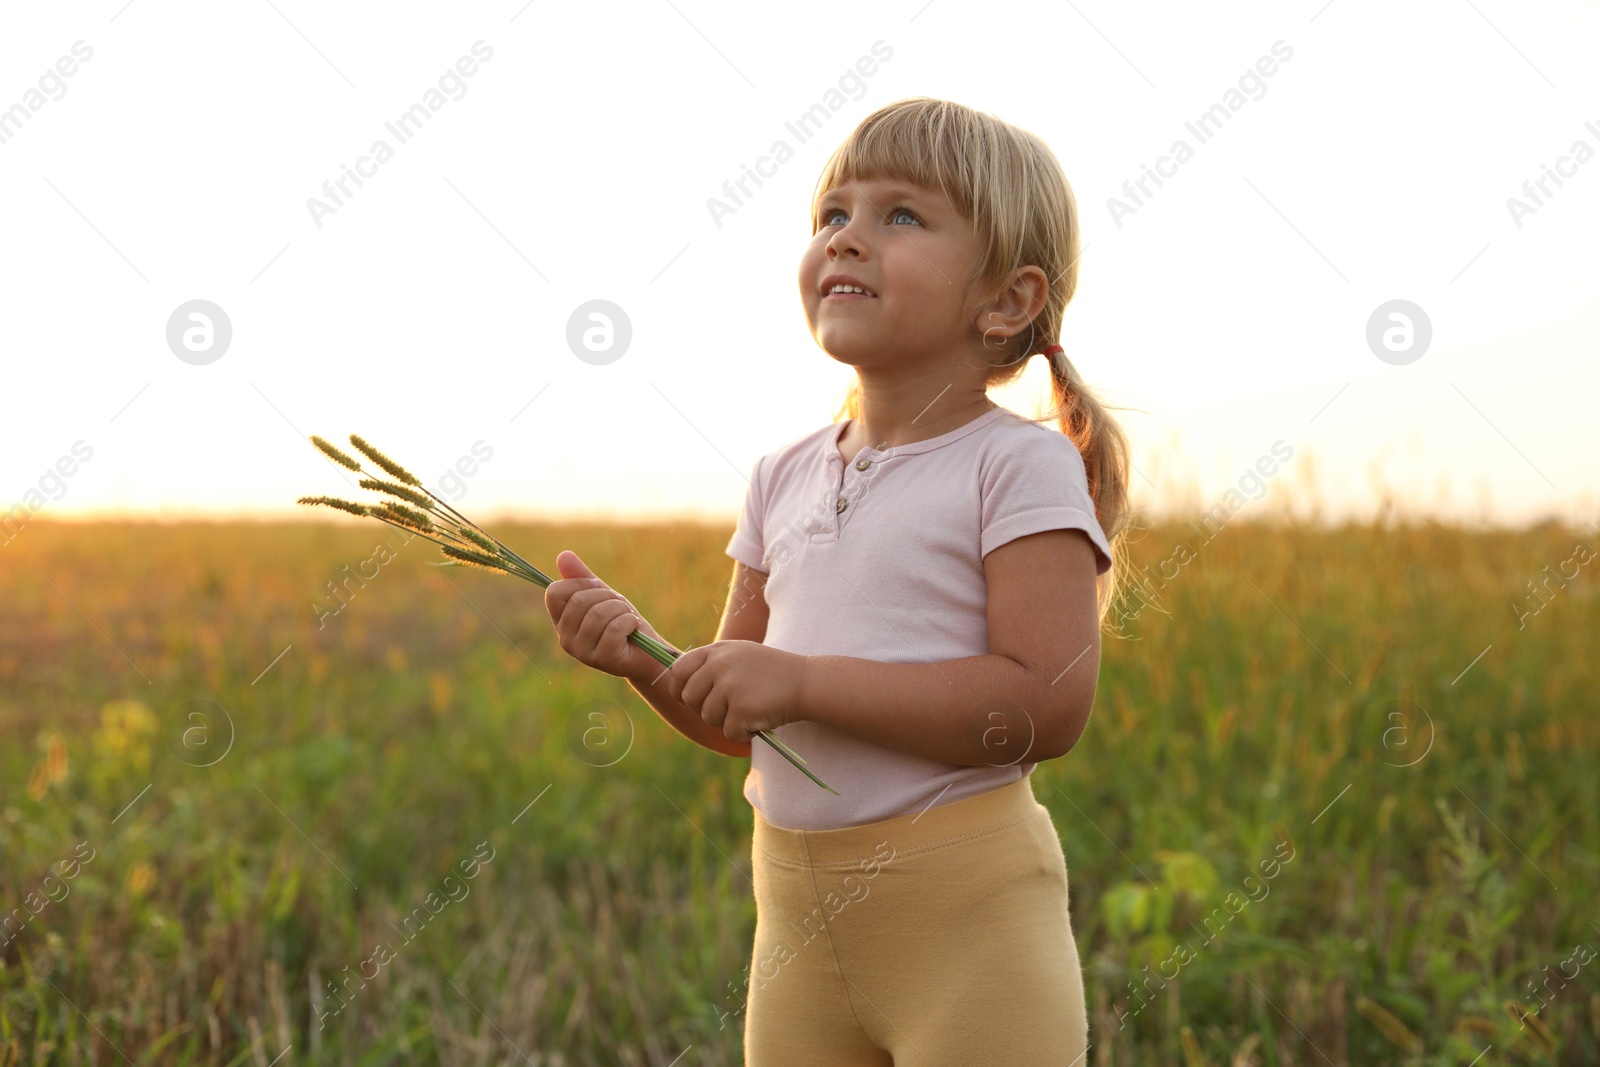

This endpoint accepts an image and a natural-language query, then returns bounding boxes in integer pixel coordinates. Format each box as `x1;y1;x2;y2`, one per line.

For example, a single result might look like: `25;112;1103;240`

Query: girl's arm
798;654;1088;767
800;529;1102;766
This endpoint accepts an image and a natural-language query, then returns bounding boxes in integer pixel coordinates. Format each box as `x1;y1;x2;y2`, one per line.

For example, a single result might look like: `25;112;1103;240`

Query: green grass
1;515;1595;1065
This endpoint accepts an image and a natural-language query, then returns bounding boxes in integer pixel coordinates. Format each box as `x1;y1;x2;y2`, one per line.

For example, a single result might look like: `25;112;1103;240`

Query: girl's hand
665;640;807;743
544;550;668;681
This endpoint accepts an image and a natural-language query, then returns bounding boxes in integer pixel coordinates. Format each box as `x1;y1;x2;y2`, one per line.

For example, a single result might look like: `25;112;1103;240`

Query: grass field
1;513;1595;1065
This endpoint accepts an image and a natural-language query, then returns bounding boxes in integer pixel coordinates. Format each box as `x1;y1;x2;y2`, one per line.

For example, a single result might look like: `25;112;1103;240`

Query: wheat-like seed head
380;517;434;540
348;434;422;486
358;477;434;510
297;495;370;518
367;508;435;539
310;436;363;471
373;501;435;528
440;545;510;573
457;526;499;553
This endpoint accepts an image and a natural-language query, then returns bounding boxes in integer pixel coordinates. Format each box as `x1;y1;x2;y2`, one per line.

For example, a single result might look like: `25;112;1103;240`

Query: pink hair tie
1042;344;1064;358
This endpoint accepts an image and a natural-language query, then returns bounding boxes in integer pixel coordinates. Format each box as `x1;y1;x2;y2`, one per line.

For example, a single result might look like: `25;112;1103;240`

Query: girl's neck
848;389;997;452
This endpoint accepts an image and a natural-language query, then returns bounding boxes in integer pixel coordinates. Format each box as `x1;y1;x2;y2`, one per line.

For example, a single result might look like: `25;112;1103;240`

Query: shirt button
855;458;871;470
835;497;848;513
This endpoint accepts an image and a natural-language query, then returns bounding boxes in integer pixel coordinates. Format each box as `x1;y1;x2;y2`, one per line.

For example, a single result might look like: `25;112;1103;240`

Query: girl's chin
818;344;877;366
814;334;890;362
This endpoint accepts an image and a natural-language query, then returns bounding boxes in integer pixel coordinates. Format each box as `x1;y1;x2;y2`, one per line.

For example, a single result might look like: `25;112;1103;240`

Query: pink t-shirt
725;404;1113;830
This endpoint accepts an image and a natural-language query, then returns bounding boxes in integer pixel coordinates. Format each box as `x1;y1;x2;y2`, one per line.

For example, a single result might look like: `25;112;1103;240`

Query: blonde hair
813;97;1137;629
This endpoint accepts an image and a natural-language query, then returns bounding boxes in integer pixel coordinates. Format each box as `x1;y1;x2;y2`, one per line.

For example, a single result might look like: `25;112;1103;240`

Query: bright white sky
2;1;1596;531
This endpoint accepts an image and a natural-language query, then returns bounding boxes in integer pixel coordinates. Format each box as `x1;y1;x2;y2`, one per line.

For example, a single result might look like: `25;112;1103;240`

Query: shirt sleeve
980;427;1113;575
726;452;769;573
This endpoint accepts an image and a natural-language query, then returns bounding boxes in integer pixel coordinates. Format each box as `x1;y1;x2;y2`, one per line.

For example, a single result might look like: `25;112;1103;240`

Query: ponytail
1037;343;1136;631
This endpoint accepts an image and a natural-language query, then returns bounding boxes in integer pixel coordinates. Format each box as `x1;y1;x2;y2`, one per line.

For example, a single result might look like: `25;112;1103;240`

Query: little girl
545;96;1131;1064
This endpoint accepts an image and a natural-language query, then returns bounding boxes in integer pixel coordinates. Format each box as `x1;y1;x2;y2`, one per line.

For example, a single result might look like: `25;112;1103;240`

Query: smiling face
798;176;989;371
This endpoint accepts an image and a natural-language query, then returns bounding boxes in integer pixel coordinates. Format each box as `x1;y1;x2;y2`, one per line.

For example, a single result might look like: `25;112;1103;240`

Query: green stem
623;630;835;794
367;513;544;584
418;485;549;583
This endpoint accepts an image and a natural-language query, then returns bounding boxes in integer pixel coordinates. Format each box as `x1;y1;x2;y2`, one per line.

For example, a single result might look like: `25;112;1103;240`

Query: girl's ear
971;266;1048;344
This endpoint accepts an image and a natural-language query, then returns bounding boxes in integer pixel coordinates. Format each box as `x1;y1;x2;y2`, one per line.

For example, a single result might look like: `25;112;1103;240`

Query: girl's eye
818;205;921;229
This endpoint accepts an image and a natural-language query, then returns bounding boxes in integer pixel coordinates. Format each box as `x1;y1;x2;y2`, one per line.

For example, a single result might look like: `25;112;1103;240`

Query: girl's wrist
794;652;821;728
626;632;678;686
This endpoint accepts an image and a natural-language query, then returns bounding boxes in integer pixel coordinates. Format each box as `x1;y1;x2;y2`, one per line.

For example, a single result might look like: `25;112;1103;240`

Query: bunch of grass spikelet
298;433;837;795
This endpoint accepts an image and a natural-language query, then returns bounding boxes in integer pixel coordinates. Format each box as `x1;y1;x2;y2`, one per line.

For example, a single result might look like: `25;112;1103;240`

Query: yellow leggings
743;775;1090;1065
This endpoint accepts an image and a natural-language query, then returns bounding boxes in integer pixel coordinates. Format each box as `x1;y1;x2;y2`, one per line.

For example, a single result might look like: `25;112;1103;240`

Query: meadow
0;510;1595;1065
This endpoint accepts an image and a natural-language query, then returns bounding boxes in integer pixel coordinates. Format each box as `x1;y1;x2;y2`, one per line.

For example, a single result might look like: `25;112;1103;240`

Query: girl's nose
826;218;865;259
